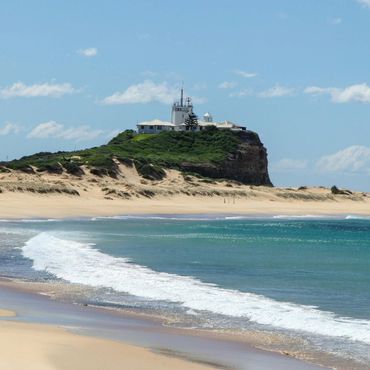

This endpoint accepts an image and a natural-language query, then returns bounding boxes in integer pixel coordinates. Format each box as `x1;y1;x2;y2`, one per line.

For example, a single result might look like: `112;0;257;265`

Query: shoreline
1;172;369;369
0;191;370;220
0;314;216;370
0;168;369;220
0;279;331;370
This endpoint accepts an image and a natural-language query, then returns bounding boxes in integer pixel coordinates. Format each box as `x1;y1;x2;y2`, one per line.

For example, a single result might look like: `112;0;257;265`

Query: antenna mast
180;81;184;106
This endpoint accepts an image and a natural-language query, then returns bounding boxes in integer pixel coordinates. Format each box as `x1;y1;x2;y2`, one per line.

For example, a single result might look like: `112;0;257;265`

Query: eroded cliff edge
180;131;272;186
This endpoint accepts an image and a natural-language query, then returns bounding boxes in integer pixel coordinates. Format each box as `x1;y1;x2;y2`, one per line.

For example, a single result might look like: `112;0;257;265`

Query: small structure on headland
137;87;246;134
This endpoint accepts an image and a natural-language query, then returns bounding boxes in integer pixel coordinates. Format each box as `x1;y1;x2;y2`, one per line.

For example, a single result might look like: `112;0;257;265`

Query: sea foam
22;232;370;344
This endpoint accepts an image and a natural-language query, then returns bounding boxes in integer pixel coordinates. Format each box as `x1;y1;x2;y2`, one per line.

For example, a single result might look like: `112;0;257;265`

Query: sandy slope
0;164;369;218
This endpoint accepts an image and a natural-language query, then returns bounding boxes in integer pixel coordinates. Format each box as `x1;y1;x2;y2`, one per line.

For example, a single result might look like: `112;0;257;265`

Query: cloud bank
304;83;370;103
0;82;76;98
102;80;180;105
316;145;370;174
28;121;104;142
0;122;21;136
357;0;370;8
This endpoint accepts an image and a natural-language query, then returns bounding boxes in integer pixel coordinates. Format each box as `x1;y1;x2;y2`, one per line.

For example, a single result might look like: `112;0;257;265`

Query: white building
171;88;194;125
136;119;175;134
137;88;246;134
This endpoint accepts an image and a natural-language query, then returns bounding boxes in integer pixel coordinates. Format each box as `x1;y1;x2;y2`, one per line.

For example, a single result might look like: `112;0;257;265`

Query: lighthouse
171;87;194;126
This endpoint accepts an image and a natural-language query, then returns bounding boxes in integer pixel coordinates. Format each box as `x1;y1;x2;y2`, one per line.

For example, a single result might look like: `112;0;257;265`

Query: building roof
137;119;175;127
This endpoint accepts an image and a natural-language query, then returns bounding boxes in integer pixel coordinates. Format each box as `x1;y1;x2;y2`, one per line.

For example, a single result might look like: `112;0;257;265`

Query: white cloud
28;121;64;139
0;122;21;136
28;121;104;142
218;81;237;89
304;83;370;103
357;0;370;8
316;146;370;174
0;82;76;98
272;159;308;172
102;80;180;105
330;17;342;25
233;70;257;78
229;88;253;98
59;126;104;141
259;85;295;98
78;47;98;57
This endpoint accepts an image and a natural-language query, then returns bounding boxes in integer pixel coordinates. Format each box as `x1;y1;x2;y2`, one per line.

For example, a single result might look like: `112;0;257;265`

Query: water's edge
0;278;330;370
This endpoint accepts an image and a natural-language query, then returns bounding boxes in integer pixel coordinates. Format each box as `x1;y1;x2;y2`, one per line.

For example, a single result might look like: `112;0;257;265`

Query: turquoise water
1;215;370;366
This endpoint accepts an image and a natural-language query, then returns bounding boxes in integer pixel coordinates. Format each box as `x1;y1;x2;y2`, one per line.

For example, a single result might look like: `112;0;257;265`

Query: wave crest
22;232;370;344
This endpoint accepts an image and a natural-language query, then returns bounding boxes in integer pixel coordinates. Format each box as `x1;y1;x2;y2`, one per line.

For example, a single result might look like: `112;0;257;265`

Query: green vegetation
184;112;199;131
134;161;166;181
2;128;243;177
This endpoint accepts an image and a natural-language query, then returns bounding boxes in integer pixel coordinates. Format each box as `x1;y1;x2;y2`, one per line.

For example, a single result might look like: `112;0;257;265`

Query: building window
149;126;154;129
157;126;162;130
140;126;145;130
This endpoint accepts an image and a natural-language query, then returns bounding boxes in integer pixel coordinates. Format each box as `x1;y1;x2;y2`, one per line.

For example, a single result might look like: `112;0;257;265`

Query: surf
22;232;370;345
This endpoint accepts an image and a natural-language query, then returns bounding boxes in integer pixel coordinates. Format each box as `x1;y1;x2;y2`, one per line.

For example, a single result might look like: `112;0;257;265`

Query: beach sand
0;282;331;370
0;166;369;219
0;319;216;370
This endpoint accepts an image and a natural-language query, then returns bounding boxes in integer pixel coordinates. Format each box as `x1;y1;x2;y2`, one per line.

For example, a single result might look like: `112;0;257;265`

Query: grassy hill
1;128;270;184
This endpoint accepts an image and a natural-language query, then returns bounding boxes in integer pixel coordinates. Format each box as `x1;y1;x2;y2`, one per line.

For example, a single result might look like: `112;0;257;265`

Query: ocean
1;215;370;368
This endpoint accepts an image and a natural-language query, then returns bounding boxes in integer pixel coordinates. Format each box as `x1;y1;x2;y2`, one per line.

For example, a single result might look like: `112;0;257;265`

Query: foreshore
0;190;370;220
0;280;330;370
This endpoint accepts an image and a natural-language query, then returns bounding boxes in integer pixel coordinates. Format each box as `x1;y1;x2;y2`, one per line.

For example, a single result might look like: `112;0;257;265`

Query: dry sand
0;165;369;219
0;318;215;370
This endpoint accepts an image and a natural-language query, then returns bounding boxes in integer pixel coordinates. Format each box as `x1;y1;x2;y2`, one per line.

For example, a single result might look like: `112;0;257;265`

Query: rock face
180;130;273;186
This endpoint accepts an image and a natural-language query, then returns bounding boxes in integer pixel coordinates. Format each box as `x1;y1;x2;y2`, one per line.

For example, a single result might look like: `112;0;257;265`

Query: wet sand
0;281;329;370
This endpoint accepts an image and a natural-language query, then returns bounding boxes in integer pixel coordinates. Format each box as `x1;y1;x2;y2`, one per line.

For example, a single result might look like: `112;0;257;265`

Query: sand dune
0;164;369;219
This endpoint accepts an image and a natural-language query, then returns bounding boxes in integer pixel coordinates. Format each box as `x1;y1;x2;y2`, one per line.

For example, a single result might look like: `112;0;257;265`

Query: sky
1;0;370;190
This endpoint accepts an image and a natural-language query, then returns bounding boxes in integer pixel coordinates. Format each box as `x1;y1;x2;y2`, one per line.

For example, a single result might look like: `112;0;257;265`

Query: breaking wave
22;232;370;344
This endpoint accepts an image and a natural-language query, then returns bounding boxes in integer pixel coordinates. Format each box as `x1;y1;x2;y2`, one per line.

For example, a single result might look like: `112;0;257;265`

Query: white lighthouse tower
171;87;194;126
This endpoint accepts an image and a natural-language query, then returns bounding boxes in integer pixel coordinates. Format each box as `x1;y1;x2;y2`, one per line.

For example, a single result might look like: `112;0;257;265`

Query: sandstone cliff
180;131;272;186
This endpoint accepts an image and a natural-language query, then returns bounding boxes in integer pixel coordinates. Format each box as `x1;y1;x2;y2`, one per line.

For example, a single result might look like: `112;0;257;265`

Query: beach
0;317;215;370
0;167;369;219
0;281;330;370
1;169;370;369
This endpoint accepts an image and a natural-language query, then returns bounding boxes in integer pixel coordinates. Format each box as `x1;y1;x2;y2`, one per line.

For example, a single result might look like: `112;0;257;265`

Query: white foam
92;215;270;221
22;232;370;344
272;215;328;219
345;215;370;220
0;218;61;223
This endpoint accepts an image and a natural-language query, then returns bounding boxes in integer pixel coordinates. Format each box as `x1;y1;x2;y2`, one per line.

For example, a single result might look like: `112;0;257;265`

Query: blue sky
1;0;370;190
